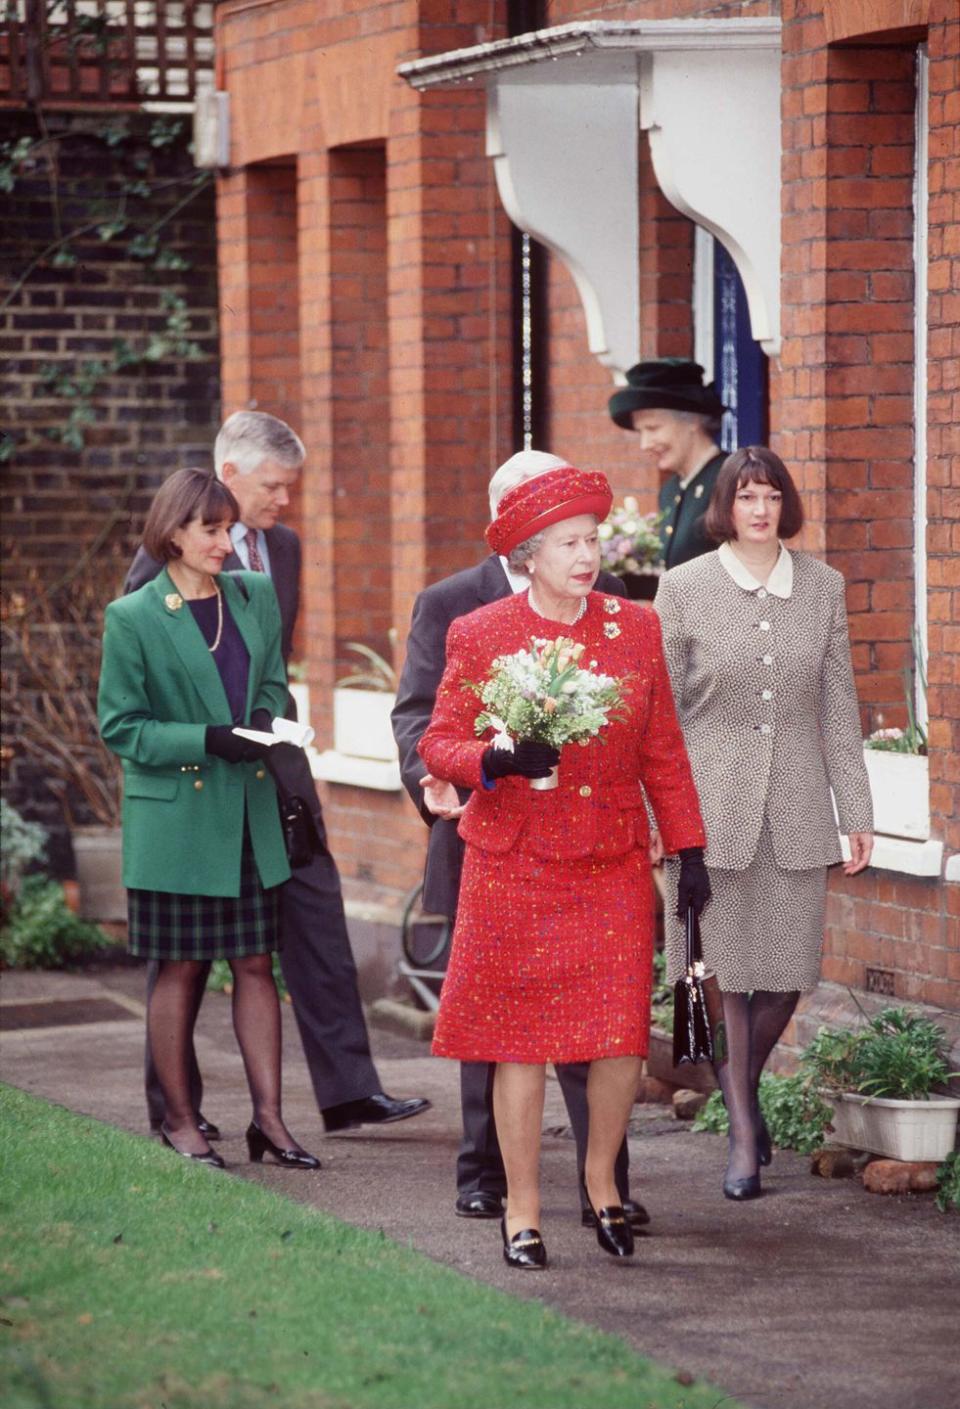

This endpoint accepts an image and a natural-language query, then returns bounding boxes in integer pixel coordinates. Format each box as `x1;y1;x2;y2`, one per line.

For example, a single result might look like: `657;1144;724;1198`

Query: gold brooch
164;593;183;611
694;484;704;498
603;621;621;639
603;598;622;614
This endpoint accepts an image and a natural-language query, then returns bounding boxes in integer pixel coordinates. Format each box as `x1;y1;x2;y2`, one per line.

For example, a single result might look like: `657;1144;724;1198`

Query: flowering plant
864;633;927;756
597;496;664;576
468;636;623;750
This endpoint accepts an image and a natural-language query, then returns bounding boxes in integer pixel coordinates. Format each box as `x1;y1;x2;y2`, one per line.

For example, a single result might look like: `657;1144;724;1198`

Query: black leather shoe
160;1128;225;1169
723;1173;762;1201
455;1191;504;1219
588;1203;635;1258
197;1115;221;1141
582;1197;650;1230
756;1115;772;1167
501;1218;547;1270
246;1123;320;1170
321;1093;431;1132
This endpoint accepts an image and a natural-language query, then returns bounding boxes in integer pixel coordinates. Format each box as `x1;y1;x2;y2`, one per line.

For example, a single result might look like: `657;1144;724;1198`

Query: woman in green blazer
99;468;318;1171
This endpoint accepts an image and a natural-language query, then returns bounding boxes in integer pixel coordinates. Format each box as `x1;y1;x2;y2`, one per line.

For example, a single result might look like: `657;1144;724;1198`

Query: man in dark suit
391;449;649;1230
608;359;727;570
127;410;429;1137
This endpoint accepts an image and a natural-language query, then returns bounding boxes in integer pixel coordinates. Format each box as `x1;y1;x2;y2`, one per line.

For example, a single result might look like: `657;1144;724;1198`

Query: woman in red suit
419;466;709;1269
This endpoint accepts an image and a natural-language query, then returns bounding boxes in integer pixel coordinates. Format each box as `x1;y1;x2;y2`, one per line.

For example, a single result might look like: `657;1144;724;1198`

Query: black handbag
279;793;321;869
672;905;714;1066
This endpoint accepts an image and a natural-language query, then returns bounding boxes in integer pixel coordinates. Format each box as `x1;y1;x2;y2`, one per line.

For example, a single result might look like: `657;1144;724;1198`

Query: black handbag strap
685;905;703;971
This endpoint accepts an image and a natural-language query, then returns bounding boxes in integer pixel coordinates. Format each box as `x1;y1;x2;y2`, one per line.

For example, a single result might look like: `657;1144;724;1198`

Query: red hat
486;466;613;556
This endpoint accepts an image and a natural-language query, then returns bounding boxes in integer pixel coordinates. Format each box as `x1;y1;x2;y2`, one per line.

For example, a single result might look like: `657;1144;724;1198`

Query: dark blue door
714;238;768;451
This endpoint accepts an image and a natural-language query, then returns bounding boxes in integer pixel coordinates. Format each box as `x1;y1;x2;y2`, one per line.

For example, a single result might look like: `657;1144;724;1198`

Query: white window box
309;688;401;792
863;747;929;841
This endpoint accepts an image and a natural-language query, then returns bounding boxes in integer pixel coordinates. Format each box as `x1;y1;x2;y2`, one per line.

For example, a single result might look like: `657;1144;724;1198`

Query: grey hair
488;449;571;519
214;411;306;478
506;530;546;576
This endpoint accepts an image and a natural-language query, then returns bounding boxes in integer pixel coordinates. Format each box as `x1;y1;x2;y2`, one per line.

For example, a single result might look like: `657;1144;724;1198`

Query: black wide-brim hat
608;358;726;429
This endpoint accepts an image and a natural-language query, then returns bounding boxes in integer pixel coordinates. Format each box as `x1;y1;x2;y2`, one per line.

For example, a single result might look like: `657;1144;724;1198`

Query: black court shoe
246;1123;321;1170
588;1202;635;1258
160;1128;225;1169
582;1193;650;1230
723;1172;762;1201
501;1218;548;1270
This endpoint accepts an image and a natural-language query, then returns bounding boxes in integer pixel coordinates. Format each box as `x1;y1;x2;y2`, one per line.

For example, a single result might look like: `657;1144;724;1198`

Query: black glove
250;708;273;734
205;725;269;765
482;739;560;781
677;846;711;919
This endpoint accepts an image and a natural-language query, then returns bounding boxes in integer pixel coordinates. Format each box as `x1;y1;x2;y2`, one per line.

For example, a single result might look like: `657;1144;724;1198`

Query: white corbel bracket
398;19;782;376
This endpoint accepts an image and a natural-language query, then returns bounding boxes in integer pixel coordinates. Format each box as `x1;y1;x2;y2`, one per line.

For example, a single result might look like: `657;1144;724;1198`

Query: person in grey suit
655;446;873;1202
392;449;649;1230
127;411;429;1137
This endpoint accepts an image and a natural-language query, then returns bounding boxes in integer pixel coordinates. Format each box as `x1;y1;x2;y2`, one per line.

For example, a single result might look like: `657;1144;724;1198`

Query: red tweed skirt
432;844;654;1065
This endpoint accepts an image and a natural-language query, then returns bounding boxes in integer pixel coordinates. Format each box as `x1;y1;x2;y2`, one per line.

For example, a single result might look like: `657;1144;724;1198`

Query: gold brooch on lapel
694;484;705;499
603;598;622;614
164;593;184;611
603;621;621;639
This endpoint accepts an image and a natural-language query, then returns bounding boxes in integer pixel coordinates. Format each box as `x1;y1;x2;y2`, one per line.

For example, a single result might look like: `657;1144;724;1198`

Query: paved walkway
2;961;958;1409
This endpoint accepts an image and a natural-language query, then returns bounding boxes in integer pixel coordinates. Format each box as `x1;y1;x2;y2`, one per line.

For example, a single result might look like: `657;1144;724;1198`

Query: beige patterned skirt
664;820;827;993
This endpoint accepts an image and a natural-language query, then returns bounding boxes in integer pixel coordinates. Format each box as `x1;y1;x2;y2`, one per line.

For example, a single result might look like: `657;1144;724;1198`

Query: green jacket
98;568;291;897
657;450;725;570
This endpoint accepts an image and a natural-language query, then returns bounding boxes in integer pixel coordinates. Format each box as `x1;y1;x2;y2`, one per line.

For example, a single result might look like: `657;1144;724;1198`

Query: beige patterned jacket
654;548;873;872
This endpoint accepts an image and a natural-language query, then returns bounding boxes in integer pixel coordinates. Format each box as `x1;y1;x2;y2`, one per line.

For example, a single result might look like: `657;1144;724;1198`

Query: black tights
148;954;293;1155
707;985;800;1181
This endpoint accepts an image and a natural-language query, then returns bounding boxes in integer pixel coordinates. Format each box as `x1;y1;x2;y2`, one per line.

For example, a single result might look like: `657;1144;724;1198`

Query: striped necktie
245;528;265;573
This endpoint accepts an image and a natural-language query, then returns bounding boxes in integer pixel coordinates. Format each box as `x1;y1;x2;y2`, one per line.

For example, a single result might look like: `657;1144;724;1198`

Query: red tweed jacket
419;591;705;863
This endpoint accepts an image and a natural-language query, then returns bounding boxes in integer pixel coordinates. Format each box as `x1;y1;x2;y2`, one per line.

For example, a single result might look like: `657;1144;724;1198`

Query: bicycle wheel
400;881;452;970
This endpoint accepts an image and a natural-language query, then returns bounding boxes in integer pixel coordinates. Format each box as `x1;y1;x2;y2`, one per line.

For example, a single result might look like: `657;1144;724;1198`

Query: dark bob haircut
142;468;240;563
704;445;804;543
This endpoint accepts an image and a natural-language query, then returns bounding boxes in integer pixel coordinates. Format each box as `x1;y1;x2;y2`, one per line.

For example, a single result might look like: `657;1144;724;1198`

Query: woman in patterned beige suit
655;446;873;1201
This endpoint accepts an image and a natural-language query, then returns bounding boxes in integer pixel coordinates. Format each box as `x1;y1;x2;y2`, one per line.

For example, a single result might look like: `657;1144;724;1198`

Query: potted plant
801;1007;960;1163
2;579;125;921
597;498;664;601
332;639;398;763
863;633;929;840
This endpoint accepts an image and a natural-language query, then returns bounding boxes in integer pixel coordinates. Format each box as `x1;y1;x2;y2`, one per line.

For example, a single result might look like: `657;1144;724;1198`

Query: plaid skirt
127;828;281;962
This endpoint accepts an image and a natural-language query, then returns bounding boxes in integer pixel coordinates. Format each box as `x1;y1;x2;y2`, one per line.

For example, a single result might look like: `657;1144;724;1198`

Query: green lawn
0;1084;739;1409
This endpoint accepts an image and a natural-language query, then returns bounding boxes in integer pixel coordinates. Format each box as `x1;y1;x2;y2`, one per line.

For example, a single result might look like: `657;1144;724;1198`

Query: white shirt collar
499;555;533;595
718;541;793;598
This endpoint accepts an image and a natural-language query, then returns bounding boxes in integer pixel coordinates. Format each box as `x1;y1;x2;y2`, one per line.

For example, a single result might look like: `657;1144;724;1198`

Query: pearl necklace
207;583;224;653
528;591;587;626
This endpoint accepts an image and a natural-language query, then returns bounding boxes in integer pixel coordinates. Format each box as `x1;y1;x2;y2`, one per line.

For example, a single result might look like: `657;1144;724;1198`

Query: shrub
0;799;47;897
692;1072;832;1155
0;875;113;969
935;1150;960;1214
801;1007;955;1101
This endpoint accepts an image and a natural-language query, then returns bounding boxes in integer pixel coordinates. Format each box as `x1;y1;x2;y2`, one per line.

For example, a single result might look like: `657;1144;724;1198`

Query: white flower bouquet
598;496;664;576
468;636;624;751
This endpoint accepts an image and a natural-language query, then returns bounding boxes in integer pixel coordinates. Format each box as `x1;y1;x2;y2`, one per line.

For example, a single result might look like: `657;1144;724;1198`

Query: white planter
333;688;398;762
288;681;312;731
862;748;930;841
72;824;126;922
825;1090;960;1162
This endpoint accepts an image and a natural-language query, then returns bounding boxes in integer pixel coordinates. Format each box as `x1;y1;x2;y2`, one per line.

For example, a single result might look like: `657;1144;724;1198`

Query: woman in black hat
609;359;726;570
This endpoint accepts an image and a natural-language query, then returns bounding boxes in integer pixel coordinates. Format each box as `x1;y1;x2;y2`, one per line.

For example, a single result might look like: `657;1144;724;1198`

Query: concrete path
2;962;958;1409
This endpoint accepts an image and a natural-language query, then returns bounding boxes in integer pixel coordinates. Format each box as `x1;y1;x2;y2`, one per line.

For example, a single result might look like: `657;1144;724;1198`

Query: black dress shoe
723;1172;762;1201
582;1197;650;1230
197;1115;221;1141
455;1191;504;1219
246;1123;321;1170
501;1218;547;1270
321;1093;431;1132
587;1203;635;1258
160;1128;225;1169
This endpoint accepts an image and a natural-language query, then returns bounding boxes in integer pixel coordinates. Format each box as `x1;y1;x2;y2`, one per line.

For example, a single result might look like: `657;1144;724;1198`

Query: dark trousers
145;749;381;1126
457;1060;631;1212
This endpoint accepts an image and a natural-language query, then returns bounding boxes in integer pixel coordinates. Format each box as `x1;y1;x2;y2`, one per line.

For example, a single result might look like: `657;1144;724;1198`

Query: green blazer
98;568;291;897
657;449;725;570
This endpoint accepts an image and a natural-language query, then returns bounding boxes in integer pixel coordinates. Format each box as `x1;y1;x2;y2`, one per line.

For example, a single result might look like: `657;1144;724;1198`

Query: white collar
718;541;793;598
499;555;533;595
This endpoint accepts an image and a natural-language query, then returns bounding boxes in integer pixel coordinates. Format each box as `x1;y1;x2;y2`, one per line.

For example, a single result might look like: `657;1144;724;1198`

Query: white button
579;785;592;798
759;723;772;736
762;654;773;665
757;588;768;600
759;621;771;631
762;689;773;701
